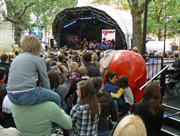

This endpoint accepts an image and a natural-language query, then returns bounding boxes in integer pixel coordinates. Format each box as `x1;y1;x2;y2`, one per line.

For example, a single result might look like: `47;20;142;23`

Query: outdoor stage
52;4;133;50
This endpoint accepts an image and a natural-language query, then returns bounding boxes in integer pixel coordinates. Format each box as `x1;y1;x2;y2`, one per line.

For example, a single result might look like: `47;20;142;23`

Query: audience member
97;51;101;62
11;102;72;136
131;81;164;136
132;47;138;53
111;76;134;113
83;52;101;77
0;67;7;127
61;65;68;76
45;58;51;71
113;114;147;136
57;54;68;68
47;67;70;111
0;125;20;136
15;51;19;57
147;52;157;63
0;54;10;83
9;54;15;63
171;52;180;69
92;77;117;136
103;71;125;112
50;61;57;67
70;80;100;135
67;62;81;85
2;94;16;128
66;66;89;108
173;52;179;59
7;35;60;107
74;66;89;104
91;53;100;68
78;66;89;80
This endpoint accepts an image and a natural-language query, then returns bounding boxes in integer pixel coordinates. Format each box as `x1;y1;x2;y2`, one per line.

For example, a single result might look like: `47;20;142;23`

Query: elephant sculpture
100;50;147;102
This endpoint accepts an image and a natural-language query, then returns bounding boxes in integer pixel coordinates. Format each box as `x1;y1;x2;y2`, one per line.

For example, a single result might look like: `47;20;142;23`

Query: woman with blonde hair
67;62;80;85
7;35;61;107
70;80;100;136
91;53;100;68
113;114;147;136
131;81;164;136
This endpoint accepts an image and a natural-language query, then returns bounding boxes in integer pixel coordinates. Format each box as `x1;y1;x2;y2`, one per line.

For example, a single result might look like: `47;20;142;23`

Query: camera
51;66;57;70
75;56;79;61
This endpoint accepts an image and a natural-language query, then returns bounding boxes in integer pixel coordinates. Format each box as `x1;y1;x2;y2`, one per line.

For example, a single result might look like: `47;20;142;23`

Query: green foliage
96;0;111;5
113;0;180;40
5;0;78;33
144;0;179;39
119;1;129;10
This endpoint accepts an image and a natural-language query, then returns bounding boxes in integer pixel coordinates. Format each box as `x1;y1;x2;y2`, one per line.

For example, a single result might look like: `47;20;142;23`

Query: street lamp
163;14;169;56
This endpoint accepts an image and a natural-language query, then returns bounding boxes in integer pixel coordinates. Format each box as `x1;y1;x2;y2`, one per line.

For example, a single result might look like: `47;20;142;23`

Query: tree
147;0;180;40
96;0;180;51
5;0;77;47
125;0;152;51
5;0;35;46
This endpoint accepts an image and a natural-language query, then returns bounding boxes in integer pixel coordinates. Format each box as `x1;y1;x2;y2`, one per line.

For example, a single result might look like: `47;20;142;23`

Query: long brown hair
92;77;103;95
142;81;162;115
47;70;61;90
77;80;100;122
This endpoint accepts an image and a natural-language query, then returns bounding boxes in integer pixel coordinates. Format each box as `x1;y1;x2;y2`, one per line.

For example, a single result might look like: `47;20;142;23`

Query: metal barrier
142;55;166;97
140;65;169;90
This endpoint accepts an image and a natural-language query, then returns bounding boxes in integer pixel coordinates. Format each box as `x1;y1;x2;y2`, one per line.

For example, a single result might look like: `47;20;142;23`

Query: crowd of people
0;34;167;136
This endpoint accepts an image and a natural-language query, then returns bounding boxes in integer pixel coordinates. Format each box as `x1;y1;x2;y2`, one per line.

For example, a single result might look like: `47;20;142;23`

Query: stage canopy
52;4;132;49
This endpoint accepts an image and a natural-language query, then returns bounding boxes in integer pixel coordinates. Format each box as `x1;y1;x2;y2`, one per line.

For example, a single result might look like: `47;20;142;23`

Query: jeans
118;95;129;113
114;99;119;112
8;87;61;107
98;130;110;136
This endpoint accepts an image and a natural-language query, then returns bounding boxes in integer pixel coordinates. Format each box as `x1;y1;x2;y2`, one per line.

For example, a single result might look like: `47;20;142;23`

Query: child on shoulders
7;35;60;107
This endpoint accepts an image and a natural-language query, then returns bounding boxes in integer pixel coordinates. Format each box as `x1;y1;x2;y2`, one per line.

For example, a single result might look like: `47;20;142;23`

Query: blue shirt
7;52;50;93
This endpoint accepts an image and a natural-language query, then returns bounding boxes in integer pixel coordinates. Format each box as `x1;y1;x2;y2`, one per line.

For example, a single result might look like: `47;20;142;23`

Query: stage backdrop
102;29;116;42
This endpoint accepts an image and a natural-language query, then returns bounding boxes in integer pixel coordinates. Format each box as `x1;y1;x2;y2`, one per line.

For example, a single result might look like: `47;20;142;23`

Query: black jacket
0;83;7;120
0;62;10;84
131;102;164;136
97;92;117;132
84;62;101;77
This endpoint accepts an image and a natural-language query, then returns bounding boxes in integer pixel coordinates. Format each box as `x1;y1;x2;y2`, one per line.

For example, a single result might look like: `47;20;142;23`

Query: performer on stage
89;40;93;49
93;40;98;49
81;38;88;50
101;37;107;50
75;38;81;50
110;39;115;49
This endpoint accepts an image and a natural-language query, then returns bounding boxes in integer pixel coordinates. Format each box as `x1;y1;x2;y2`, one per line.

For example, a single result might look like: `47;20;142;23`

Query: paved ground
163;94;180;109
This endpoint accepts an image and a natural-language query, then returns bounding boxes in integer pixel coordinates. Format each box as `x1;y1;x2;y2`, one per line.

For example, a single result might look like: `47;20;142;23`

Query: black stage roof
52;4;131;49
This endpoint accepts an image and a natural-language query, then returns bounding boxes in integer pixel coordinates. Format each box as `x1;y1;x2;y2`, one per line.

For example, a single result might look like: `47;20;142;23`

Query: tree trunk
14;23;22;47
132;12;143;52
158;29;161;41
29;29;32;35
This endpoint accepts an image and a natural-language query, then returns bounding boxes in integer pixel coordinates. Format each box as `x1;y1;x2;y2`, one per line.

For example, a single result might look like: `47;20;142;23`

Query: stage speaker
50;39;54;48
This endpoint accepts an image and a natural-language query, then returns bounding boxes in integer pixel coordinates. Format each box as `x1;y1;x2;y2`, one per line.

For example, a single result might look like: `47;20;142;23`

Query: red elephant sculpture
100;50;147;102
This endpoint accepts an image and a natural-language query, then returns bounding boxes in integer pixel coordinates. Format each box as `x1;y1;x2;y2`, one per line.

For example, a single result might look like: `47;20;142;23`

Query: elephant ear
103;53;113;69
